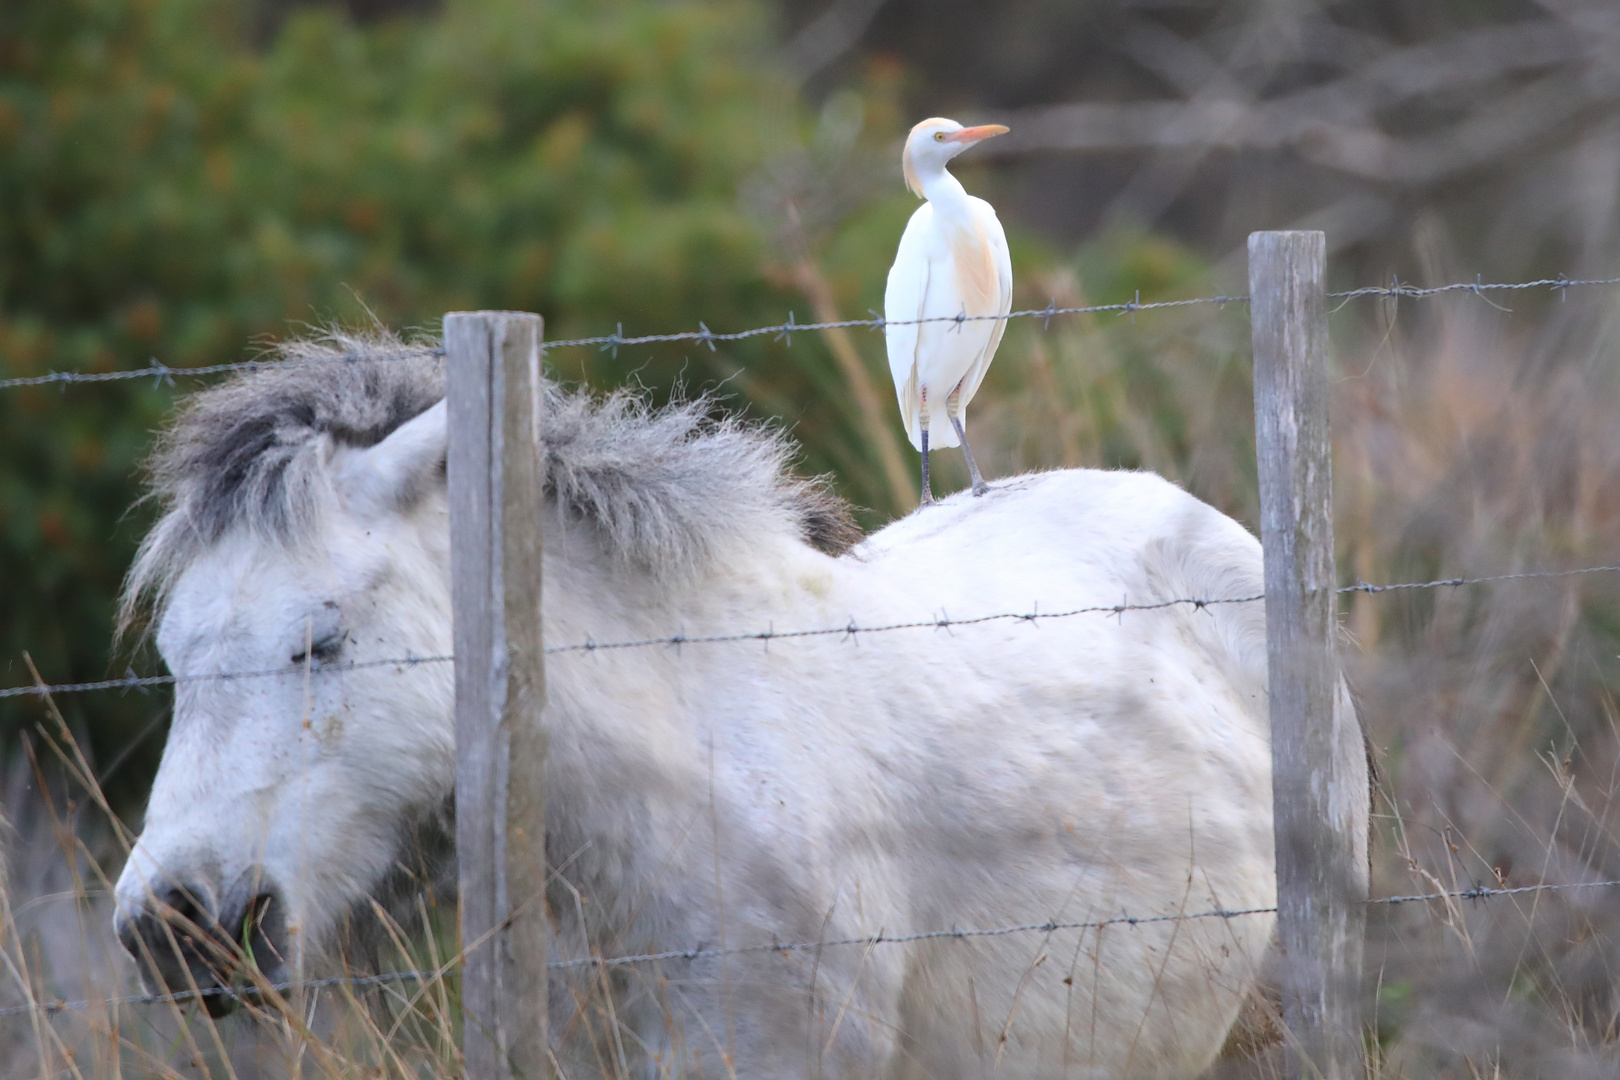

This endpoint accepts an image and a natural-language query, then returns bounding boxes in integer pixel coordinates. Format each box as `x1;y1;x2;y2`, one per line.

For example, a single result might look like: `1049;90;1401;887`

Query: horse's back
854;468;1269;704
861;468;1260;593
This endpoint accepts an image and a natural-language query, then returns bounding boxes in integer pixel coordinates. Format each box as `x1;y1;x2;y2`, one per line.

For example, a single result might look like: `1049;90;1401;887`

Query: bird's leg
918;397;936;506
947;387;988;496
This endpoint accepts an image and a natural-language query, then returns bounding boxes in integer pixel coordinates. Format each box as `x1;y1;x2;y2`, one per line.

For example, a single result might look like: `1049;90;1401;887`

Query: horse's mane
120;329;859;634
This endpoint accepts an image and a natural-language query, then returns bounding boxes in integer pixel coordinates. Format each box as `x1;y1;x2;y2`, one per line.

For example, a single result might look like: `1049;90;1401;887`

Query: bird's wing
885;205;934;451
955;199;1013;410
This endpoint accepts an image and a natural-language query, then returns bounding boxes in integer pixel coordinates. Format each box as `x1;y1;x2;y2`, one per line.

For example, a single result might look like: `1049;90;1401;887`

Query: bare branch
780;0;891;84
984;19;1620;187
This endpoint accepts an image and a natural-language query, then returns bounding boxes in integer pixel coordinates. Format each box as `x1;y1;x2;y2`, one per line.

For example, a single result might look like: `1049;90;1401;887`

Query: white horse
112;332;1367;1079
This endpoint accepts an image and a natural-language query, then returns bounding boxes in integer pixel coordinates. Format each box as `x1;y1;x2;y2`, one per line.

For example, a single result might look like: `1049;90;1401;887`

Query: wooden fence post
1248;232;1365;1079
445;311;549;1079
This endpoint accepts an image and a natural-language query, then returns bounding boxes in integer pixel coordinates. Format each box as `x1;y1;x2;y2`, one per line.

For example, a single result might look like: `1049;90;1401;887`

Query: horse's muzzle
114;869;289;1018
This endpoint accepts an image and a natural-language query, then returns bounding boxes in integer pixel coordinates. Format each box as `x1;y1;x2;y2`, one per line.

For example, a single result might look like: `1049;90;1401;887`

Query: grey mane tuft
120;329;859;634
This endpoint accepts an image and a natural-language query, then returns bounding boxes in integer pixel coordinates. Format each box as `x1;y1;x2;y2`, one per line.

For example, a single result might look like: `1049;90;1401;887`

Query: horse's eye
292;633;344;666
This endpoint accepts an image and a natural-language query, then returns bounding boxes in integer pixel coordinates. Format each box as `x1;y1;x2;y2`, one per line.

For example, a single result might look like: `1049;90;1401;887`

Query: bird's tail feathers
924;412;962;449
899;370;922;451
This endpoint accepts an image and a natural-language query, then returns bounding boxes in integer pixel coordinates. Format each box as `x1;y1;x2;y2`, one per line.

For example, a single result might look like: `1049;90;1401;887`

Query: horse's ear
336;399;447;517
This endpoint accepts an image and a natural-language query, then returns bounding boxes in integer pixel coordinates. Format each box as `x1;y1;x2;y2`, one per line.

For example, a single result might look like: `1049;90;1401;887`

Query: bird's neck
921;169;974;225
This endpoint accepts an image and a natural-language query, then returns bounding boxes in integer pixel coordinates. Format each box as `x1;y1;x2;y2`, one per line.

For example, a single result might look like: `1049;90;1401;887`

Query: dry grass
5;268;1620;1077
1;680;469;1080
1339;294;1620;1079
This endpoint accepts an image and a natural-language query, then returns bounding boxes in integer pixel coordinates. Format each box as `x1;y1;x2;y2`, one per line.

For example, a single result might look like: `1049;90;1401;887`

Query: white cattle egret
885;117;1011;504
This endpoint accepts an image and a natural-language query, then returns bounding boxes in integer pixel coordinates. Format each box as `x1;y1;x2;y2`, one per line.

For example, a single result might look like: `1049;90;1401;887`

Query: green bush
0;0;863;804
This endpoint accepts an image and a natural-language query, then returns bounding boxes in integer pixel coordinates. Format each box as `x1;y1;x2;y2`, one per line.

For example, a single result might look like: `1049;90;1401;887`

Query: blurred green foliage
0;0;1234;812
0;0;821;807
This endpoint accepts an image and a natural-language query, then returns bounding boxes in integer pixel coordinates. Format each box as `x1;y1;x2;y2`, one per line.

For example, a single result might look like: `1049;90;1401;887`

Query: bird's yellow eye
934;132;946;142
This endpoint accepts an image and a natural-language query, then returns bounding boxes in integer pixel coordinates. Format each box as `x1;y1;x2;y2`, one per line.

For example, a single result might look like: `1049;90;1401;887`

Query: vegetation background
3;0;1620;1076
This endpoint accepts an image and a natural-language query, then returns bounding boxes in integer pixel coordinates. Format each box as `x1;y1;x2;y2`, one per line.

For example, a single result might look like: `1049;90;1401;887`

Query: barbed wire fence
4;273;1619;394
11;873;1620;1021
8;565;1620;701
2;244;1619;1073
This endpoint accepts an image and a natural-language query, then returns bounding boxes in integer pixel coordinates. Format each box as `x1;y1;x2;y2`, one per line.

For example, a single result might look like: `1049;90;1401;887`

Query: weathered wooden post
445;311;549;1079
1248;232;1365;1079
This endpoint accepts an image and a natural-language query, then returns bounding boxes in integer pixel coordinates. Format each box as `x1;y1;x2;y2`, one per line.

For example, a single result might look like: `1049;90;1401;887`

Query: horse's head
110;337;857;1013
112;362;456;1013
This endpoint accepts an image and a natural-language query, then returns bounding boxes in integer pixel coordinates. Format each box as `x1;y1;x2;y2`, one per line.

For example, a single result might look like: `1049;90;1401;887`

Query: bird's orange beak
948;124;1009;144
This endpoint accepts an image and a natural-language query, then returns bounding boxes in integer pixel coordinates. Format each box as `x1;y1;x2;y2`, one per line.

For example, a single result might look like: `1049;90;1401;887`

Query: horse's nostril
119;877;247;1017
222;888;289;984
117;870;289;1018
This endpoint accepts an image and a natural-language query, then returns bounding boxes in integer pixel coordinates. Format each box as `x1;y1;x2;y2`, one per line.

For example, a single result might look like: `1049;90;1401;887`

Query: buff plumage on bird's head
902;116;956;198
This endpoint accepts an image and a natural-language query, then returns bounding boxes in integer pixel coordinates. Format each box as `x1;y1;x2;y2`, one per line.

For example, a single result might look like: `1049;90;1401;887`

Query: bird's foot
920;488;937;507
971;481;989;497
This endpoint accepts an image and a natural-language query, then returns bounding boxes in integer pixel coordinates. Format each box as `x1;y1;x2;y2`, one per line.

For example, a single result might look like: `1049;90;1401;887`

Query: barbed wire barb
1471;273;1512;313
118;668;149;697
1122;289;1140;324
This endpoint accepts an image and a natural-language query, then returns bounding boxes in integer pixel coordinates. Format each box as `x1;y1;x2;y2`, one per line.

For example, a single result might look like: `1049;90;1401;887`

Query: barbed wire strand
1340;565;1620;593
0;297;1227;392
0;969;431;1020
0;654;455;701
6;563;1620;701
4;273;1619;392
8;877;1620;1019
1326;273;1620;302
0;348;444;392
